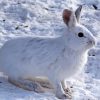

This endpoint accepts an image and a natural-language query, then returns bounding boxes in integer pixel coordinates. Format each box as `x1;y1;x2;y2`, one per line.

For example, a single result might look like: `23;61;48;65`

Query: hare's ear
75;5;82;22
63;9;77;27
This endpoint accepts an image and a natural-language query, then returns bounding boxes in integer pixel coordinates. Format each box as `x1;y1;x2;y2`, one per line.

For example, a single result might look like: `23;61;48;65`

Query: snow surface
0;0;100;100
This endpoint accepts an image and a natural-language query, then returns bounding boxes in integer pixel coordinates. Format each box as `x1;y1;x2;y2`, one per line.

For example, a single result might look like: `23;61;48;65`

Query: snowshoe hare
0;6;96;99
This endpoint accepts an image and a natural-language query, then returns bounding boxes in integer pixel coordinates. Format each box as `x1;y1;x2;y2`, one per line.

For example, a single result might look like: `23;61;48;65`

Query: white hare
0;6;96;99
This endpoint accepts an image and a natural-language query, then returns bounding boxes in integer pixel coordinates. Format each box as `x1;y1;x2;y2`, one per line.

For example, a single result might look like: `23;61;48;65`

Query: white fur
0;7;96;99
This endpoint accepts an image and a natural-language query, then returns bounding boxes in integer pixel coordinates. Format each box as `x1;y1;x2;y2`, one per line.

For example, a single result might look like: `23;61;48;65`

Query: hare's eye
78;32;84;37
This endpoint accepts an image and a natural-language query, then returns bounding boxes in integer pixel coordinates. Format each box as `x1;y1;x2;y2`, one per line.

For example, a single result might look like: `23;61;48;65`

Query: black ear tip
93;4;97;10
78;5;82;10
75;5;82;22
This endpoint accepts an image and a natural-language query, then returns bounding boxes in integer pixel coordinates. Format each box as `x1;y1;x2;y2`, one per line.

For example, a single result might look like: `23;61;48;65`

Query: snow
0;0;100;100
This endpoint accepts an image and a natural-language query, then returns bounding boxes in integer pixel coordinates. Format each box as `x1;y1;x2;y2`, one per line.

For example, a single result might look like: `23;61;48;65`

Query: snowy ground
0;0;100;100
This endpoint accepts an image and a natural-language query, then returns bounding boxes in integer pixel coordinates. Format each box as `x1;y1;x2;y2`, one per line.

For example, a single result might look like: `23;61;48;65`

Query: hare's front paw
56;89;73;99
61;80;73;99
55;81;72;100
63;87;73;99
54;82;71;99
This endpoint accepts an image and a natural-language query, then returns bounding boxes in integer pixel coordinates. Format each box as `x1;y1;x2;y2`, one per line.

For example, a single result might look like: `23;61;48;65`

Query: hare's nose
91;40;95;45
90;38;96;46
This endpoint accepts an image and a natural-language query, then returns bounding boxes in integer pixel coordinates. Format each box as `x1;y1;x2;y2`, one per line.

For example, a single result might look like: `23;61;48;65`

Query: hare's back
0;36;64;71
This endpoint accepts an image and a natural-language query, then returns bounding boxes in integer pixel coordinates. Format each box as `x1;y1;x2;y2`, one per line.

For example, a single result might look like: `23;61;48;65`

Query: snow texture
0;0;100;100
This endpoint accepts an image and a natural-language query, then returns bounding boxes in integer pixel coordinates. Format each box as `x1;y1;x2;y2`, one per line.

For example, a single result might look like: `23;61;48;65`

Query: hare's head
63;6;96;52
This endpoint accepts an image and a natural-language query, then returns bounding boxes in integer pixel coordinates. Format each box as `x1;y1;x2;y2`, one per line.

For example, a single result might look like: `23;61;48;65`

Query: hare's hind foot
31;77;53;89
8;77;45;93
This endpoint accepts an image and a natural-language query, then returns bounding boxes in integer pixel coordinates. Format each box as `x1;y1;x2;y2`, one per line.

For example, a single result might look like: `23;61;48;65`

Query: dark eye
78;32;84;37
